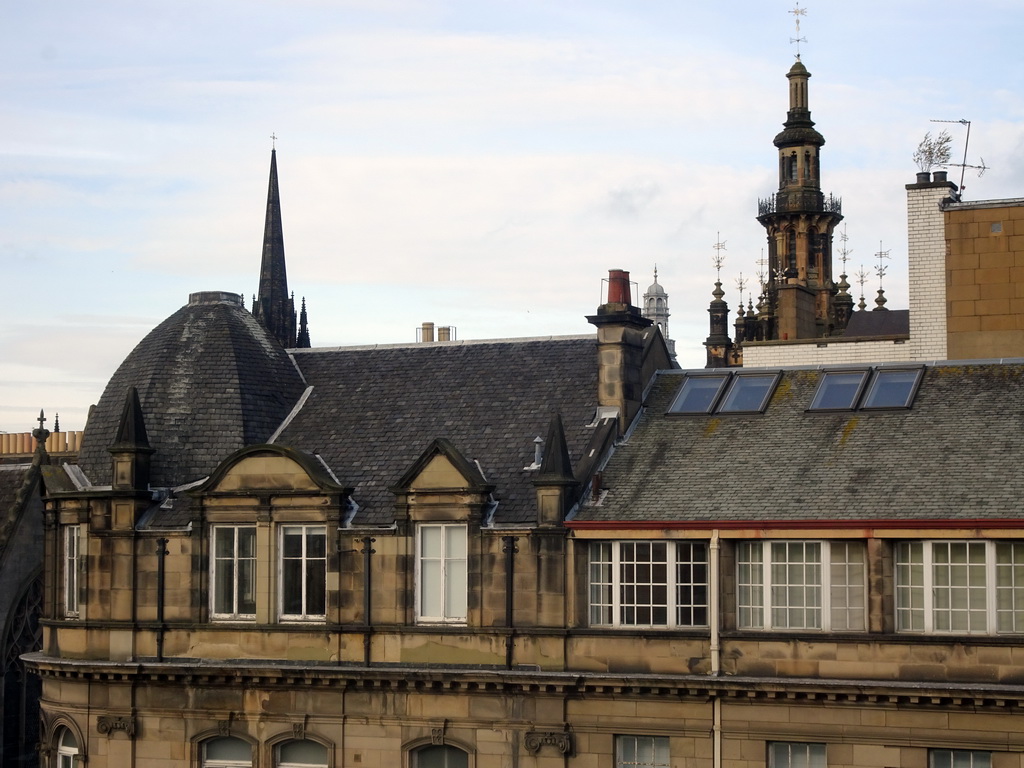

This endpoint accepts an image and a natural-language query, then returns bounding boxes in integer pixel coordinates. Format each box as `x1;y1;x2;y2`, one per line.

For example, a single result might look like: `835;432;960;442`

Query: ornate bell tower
756;56;844;340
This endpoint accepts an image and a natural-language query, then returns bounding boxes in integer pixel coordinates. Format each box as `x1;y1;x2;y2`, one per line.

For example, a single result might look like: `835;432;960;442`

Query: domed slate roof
78;291;306;488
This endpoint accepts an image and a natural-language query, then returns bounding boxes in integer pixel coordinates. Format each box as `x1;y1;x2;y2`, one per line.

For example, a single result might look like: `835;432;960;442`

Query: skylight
809;367;924;411
669;371;780;415
860;368;924;409
718;373;781;413
668;374;729;414
809;371;869;410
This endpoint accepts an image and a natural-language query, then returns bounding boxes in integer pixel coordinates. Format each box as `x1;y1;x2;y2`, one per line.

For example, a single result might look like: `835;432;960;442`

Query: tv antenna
930;118;988;195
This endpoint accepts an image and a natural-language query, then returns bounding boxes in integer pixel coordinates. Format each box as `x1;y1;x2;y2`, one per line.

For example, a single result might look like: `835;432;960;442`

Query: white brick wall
907;183;952;360
742;338;917;368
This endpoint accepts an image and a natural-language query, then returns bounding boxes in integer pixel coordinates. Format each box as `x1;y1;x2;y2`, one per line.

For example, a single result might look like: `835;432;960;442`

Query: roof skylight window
860;368;924;409
668;374;730;414
808;371;870;411
718;373;781;413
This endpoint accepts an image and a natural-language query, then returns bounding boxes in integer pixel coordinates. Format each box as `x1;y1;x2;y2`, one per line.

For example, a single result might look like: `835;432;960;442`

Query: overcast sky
3;0;1023;433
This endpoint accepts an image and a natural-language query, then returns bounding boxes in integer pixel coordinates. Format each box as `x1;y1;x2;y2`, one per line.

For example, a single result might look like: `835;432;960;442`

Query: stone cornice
22;653;1024;709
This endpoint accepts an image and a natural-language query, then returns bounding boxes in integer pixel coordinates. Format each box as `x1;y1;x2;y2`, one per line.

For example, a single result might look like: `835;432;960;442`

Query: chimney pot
607;269;632;305
420;322;435;342
932;170;948;183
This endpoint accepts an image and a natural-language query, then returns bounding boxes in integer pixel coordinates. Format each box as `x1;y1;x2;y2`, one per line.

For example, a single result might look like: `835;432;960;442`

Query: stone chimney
586;269;653;435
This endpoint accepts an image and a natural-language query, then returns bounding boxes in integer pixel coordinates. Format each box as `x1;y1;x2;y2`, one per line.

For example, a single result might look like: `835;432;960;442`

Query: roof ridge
289;334;593;354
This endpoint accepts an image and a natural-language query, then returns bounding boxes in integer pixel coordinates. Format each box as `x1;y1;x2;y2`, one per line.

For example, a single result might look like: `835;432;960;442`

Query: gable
408;454;476;491
210;453;319;492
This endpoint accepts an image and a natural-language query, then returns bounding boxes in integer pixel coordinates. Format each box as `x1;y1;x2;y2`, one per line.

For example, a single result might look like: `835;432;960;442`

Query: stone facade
943;196;1024;359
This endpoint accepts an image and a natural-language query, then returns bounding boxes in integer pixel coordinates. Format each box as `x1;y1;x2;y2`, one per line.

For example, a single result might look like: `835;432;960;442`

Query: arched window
203;737;253;768
277;739;329;768
56;727;78;768
413;745;469;768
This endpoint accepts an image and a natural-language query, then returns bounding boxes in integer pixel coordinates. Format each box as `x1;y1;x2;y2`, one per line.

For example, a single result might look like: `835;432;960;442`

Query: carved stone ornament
524;730;573;756
218;720;232;737
430;725;446;745
97;715;136;738
292;721;305;740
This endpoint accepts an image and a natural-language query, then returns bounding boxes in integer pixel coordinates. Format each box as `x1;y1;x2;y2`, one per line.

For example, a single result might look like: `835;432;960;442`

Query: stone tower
253;149;309;348
642;267;675;357
756;57;844;340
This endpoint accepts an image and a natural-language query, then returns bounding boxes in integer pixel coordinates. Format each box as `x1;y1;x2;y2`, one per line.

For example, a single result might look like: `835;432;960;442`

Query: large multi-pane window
211;526;257;620
737;541;866;631
930;750;991;768
589;541;708;628
896;541;1024;634
417;524;468;623
769;742;827;768
279;525;327;621
616;735;670;768
63;525;80;618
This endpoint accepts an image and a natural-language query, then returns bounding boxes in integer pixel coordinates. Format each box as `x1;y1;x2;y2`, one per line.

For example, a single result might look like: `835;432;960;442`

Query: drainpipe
710;530;722;768
361;537;375;665
502;536;519;668
156;538;168;662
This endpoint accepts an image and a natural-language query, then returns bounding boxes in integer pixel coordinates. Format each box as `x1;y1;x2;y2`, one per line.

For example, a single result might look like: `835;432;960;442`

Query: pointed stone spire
109;387;154;491
296;296;311;348
252;148;297;348
534;412;577;526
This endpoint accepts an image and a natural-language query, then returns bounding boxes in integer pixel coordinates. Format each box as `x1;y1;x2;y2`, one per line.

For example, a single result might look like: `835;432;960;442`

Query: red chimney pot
607;269;631;305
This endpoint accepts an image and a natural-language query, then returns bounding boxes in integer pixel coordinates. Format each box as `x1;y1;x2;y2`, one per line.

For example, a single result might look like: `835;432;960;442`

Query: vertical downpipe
502;536;519;668
156;538;168;662
361;537;375;665
710;531;722;768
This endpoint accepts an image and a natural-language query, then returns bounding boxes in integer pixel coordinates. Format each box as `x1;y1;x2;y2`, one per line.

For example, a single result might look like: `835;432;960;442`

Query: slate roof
78;293;306;488
277;337;599;526
843;309;910;338
580;361;1024;524
0;464;31;520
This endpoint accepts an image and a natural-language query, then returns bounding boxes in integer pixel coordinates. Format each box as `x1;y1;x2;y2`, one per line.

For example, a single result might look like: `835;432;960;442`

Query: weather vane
790;3;808;58
855;265;869;310
756;249;768;292
735;272;749;305
838;225;851;274
875;241;890;289
271;132;278;149
712;232;727;281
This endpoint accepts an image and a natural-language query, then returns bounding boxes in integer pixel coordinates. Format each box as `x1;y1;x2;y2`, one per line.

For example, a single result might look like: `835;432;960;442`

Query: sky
3;0;1024;434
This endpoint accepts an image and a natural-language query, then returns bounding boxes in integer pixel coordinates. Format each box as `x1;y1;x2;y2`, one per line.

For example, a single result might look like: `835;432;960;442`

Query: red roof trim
566;519;1024;531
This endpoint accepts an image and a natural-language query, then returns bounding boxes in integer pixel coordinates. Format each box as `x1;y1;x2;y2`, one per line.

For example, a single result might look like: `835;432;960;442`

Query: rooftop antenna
930;119;988;195
789;2;808;59
838;225;852;275
756;249;768;292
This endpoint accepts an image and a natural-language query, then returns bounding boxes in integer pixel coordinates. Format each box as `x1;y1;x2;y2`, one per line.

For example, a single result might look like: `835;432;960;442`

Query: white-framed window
63;525;80;618
277;739;328;768
930;750;991;768
769;742;827;768
738;541;866;631
896;540;1024;634
211;525;257;620
56;727;79;768
413;744;469;768
417;524;468;623
279;525;327;621
202;736;253;768
589;541;708;628
616;735;670;768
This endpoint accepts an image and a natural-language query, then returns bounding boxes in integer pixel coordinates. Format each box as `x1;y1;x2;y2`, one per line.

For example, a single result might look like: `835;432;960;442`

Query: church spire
253;147;298;348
